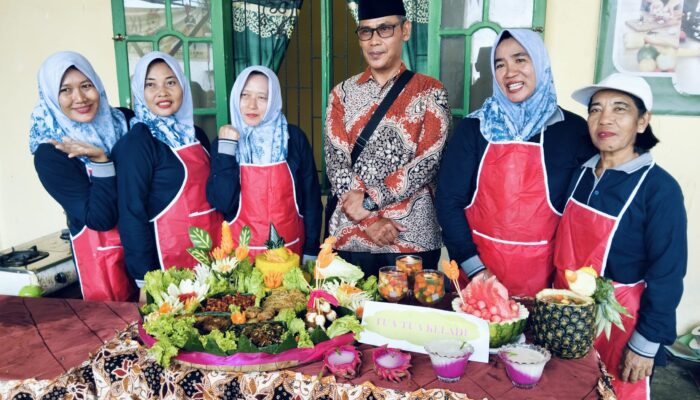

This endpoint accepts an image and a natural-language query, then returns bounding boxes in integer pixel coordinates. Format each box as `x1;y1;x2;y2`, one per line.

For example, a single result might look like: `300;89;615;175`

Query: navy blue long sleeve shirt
112;122;210;281
33;108;134;236
435;108;596;275
571;153;687;366
206;124;322;256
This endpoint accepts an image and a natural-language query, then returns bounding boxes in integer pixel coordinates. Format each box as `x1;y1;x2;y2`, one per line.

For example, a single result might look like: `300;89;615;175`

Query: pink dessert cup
424;339;474;383
498;343;551;389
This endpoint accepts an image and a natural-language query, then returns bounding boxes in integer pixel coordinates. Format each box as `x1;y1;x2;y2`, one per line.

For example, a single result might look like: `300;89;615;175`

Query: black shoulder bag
324;70;415;237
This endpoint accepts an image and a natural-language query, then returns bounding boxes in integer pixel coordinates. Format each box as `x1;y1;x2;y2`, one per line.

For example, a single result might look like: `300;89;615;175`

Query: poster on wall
596;0;700;114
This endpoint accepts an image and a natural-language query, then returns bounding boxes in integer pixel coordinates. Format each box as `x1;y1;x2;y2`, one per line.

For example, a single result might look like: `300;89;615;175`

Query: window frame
426;0;548;119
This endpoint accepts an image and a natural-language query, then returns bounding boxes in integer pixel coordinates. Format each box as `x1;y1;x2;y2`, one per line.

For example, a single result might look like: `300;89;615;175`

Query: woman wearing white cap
553;73;687;399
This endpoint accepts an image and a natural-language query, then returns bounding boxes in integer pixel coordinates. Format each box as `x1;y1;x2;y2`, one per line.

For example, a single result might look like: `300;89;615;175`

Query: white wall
0;0;697;335
0;0;119;248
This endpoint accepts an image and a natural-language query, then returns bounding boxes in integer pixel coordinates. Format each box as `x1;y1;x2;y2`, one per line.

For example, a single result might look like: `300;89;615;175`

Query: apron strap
600;161;655;275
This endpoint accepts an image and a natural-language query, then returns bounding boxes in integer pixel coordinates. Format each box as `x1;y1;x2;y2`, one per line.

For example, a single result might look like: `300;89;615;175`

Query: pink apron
152;142;223;269
229;161;304;258
463;129;561;297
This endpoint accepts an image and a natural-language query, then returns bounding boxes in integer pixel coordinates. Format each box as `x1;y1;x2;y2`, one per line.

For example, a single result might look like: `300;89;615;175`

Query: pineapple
264;223;286;249
532;289;595;359
254;223;300;286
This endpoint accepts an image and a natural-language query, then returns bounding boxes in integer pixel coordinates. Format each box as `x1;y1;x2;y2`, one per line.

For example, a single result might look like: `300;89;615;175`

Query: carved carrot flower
442;259;465;305
220;222;234;254
211;247;227;261
235;245;249;262
315;236;337;288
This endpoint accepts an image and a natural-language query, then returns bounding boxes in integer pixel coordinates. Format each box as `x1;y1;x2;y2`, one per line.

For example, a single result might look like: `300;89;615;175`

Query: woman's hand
49;138;108;163
218;125;240;141
620;348;654;383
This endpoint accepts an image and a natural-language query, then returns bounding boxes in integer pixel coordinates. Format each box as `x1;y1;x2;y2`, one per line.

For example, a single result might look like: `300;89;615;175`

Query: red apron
70;165;135;301
553;162;655;400
463;130;561;297
229;161;304;258
71;226;135;301
153;142;223;270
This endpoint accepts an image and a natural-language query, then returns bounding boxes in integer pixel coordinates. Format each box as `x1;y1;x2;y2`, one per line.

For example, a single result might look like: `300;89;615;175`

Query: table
0;296;613;399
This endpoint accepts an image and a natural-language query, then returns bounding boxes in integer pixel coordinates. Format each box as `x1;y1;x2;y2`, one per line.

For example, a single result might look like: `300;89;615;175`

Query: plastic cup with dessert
498;343;551;389
424;339;474;383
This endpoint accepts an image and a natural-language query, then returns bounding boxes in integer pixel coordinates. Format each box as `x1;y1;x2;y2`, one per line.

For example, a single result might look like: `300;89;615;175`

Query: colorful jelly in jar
498;344;551;389
413;269;445;306
424;340;473;383
378;266;408;302
396;255;423;276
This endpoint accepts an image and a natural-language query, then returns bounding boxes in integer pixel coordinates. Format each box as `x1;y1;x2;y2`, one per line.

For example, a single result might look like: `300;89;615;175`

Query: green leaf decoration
182;334;205;353
189;226;213;250
203;337;229;356
236;335;259;353
187;247;211;266
239;225;251;247
310;327;331;345
272;333;298;353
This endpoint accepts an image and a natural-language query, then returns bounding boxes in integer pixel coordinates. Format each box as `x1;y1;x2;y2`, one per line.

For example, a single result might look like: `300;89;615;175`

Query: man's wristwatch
362;194;379;211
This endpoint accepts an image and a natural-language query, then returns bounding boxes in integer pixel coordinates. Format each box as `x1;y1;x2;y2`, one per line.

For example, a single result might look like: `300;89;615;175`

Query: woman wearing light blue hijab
112;51;221;289
31;51;136;301
436;29;596;297
207;66;322;262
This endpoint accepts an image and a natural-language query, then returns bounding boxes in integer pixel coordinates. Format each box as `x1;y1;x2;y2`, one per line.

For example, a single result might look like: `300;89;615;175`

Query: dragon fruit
372;345;412;382
452;276;528;348
323;346;362;379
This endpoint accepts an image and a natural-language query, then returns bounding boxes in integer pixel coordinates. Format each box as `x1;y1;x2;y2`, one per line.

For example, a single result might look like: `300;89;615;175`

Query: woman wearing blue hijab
112;52;221;290
436;29;596;297
207;66;322;261
30;51;136;301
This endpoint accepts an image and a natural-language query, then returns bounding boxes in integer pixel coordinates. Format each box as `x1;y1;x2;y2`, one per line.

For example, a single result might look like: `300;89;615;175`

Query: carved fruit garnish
323;345;362;378
372;345;412;382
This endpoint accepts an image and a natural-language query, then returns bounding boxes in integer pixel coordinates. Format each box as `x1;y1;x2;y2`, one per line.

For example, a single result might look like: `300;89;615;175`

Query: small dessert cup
396;255;423;299
498;343;551;389
424;339;474;383
396;255;423;276
378;266;408;303
413;269;445;306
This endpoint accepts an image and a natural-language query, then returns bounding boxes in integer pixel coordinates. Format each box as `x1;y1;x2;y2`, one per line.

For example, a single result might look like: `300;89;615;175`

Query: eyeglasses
355;21;404;41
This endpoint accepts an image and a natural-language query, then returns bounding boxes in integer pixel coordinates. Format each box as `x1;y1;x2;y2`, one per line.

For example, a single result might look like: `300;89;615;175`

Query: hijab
230;66;288;164
29;51;128;163
131;51;196;148
468;29;559;142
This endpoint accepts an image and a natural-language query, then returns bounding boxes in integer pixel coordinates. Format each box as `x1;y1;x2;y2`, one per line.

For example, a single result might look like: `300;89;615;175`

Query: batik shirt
324;64;450;253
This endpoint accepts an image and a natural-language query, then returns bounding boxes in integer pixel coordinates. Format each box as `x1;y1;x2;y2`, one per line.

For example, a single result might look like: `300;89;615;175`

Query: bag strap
350;70;415;165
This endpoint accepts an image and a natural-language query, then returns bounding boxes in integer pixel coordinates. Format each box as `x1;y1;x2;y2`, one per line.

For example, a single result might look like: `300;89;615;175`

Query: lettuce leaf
326;315;364;339
245;268;266;306
318;257;364;284
143;314;197;367
274;308;297;325
200;329;238;355
288;318;306;335
143;268;195;305
359;275;379;300
296;330;314;348
283;268;310;293
149;338;180;368
233;260;253;293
